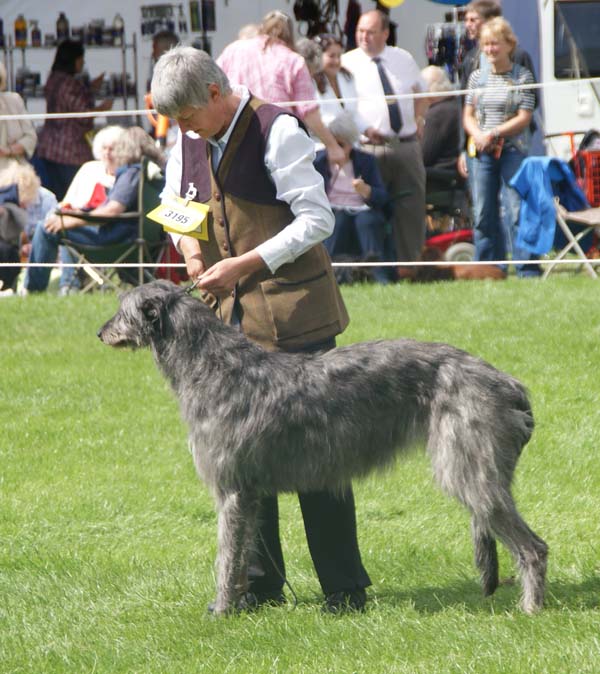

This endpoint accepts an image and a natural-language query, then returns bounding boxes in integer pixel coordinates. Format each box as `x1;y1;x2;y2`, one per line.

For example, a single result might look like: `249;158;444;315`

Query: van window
554;1;600;78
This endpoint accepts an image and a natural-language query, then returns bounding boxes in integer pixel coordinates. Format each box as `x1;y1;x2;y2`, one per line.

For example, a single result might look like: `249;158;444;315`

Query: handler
151;46;371;613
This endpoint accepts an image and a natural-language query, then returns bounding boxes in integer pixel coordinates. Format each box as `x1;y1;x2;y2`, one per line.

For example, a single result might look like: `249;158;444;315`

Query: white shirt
315;74;369;133
61;160;115;208
342;45;426;138
163;86;333;274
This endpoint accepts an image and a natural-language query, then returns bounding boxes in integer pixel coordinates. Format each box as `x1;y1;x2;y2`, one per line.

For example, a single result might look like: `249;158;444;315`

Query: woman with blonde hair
463;16;537;273
260;10;295;49
0;62;37;171
0;161;56;293
25;127;160;293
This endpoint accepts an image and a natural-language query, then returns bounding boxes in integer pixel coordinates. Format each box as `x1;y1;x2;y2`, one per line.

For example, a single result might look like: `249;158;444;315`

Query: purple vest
178;96;348;351
180;99;303;206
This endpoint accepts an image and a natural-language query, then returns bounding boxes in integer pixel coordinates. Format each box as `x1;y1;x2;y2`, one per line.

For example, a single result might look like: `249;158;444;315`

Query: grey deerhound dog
98;280;548;615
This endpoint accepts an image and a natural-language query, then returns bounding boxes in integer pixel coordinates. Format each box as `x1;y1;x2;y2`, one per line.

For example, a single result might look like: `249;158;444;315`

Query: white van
538;0;600;158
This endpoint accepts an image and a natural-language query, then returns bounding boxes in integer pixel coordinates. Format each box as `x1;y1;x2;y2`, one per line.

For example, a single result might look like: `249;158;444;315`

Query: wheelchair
424;166;474;262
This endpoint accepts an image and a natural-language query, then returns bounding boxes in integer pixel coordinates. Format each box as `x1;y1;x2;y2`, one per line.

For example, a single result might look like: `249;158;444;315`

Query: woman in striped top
463;17;536;272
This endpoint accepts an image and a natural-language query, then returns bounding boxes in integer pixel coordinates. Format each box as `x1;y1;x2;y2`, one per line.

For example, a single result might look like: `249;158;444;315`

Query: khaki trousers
363;136;427;262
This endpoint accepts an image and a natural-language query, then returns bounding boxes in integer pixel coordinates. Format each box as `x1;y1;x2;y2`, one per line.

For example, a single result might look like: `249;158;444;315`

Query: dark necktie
372;56;403;134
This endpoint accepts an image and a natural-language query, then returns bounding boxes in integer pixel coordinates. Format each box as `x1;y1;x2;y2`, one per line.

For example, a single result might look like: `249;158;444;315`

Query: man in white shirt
343;9;428;269
152;46;371;614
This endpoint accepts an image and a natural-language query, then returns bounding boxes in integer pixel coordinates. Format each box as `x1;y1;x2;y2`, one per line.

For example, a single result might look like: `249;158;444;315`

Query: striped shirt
466;66;535;131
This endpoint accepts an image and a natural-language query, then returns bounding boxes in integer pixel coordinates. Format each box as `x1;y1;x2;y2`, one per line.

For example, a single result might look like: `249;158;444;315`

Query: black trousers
0;241;20;290
248;337;372;596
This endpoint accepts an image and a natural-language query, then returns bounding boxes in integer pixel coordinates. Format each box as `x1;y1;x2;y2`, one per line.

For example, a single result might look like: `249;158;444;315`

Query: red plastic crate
577;150;600;207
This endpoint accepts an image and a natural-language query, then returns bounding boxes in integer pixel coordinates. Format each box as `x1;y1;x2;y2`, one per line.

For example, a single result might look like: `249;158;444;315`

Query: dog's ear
140;297;165;335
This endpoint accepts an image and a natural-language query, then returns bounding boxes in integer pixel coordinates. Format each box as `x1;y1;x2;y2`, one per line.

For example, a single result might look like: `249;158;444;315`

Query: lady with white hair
57;124;127;292
25;127;164;293
314;113;391;283
0;62;37;171
61;125;126;209
420;65;461;171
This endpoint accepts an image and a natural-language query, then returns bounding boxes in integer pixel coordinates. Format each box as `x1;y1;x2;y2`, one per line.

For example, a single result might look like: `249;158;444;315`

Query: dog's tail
512;379;535;456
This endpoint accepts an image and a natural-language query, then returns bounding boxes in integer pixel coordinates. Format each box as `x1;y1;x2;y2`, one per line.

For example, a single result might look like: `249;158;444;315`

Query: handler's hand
197;251;266;297
186;253;205;280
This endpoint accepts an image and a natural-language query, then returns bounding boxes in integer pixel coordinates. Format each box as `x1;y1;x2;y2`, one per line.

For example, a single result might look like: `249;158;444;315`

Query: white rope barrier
2;258;600;269
1;76;599;280
1;76;599;122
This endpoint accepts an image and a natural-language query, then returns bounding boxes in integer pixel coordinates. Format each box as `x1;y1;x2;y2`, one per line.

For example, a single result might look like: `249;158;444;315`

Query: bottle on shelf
112;14;125;47
30;20;42;48
14;14;27;48
189;1;201;32
178;5;189;36
56;12;70;43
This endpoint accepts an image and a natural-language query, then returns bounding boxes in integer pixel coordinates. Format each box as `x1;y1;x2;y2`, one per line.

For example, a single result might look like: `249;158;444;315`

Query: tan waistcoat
180;96;349;351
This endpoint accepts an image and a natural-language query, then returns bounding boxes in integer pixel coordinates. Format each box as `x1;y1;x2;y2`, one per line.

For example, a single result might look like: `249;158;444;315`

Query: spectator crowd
0;0;541;296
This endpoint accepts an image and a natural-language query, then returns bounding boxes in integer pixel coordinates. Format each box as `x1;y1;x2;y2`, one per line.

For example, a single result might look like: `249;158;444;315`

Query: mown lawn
1;277;599;673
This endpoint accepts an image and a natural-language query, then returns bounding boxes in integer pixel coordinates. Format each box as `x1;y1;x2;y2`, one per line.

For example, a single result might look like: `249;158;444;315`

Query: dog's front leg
213;490;258;615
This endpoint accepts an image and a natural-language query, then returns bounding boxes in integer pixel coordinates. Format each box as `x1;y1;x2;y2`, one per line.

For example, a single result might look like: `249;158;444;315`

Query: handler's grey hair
151;46;232;117
328;112;360;146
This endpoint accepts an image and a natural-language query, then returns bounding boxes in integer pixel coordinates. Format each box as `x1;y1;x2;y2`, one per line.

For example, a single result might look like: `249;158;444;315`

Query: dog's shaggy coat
98;280;548;615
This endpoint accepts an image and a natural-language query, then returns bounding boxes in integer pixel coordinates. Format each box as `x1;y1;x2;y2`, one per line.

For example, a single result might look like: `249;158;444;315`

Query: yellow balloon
378;0;405;7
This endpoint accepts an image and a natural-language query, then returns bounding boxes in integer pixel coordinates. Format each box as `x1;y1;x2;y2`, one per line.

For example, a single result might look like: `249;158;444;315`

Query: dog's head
97;280;184;349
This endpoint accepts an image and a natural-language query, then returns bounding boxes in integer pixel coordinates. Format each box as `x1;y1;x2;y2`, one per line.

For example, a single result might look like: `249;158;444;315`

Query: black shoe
323;588;367;614
207;590;286;615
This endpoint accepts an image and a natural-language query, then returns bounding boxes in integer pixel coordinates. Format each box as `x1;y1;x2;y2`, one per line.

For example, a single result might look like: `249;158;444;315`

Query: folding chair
542;199;600;279
59;158;167;292
509;156;599;279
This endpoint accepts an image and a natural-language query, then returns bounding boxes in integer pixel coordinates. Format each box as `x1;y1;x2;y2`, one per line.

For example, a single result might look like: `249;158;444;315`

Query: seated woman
58;124;126;292
314;113;390;284
420;66;466;229
61;125;126;210
0;162;56;294
25;127;164;292
0;181;26;294
420;65;461;172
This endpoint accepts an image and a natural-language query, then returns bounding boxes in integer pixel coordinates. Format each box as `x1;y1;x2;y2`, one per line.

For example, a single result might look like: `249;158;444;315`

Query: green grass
1;278;600;673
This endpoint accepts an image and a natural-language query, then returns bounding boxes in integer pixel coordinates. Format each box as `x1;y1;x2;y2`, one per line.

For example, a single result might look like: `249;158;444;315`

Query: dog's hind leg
213;490;260;615
486;500;548;614
471;516;499;597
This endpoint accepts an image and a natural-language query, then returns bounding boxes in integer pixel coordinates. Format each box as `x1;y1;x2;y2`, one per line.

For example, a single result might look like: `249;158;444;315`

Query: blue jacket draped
510;156;589;255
